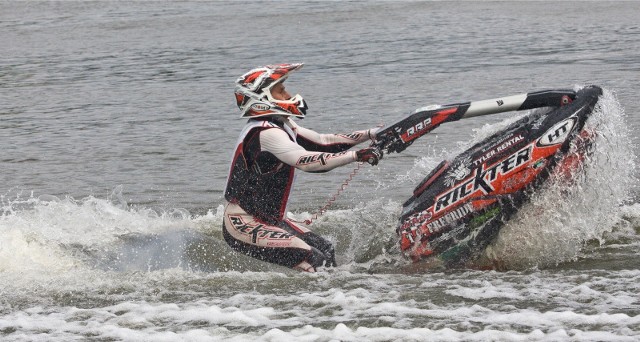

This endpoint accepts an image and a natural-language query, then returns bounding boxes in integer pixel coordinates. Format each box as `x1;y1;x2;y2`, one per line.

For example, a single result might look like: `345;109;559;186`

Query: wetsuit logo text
229;216;294;243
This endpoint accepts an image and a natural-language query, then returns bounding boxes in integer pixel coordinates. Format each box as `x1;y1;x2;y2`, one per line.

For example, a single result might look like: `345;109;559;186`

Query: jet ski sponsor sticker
400;210;433;231
445;157;472;187
473;134;525;166
427;203;473;233
401;117;432;142
434;144;533;213
537;117;577;147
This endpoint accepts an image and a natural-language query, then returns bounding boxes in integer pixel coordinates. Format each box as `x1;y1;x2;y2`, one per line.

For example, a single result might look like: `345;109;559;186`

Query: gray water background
3;1;639;212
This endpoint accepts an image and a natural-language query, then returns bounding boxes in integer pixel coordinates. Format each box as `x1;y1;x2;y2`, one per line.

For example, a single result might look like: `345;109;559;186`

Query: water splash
481;88;637;269
0;190;206;275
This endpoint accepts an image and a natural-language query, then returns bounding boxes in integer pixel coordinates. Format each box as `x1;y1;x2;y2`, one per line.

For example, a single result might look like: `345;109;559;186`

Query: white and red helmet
234;63;308;118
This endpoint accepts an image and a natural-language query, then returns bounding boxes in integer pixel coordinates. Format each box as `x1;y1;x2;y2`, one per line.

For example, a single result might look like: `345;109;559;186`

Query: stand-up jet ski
373;86;602;266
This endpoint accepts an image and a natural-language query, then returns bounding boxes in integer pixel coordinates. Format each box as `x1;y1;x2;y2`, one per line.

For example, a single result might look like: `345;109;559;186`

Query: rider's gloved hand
356;147;383;166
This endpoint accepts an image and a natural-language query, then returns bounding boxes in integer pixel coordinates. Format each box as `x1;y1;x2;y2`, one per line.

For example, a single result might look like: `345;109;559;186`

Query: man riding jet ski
223;63;382;272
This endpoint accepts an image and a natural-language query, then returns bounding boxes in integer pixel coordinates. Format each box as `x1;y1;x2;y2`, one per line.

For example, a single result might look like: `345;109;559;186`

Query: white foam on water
1;270;638;341
2;185;635;340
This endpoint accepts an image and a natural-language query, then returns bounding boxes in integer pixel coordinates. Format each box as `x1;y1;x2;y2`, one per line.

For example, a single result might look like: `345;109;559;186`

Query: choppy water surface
1;1;639;341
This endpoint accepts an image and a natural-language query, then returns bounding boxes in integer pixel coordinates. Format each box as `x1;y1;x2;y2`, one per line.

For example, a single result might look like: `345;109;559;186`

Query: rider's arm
260;128;356;173
290;120;377;153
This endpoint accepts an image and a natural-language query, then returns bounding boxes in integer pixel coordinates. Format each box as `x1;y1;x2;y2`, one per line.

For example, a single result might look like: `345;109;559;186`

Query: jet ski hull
397;86;603;266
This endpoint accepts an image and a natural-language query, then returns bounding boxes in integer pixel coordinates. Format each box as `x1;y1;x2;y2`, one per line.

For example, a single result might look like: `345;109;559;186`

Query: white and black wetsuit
223;117;373;272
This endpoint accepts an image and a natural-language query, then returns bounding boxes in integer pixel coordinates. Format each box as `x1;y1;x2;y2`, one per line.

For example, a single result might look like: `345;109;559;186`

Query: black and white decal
427;203;473;233
537;115;579;147
250;103;271;111
445;157;472;187
229;215;294;243
473;134;525;166
531;116;546;130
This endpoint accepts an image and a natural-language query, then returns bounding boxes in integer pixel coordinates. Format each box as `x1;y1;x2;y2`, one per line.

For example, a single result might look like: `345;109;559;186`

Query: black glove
356;147;383;166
